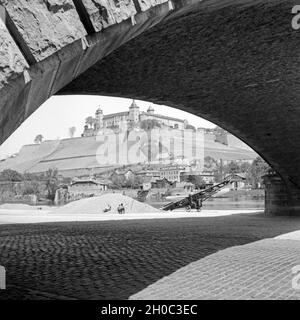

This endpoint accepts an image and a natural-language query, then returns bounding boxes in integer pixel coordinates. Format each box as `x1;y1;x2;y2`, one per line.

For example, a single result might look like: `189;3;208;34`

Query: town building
114;168;135;181
68;178;109;196
181;170;215;183
135;169;160;179
227;173;247;190
141;176;154;191
199;171;215;184
159;165;188;182
151;178;173;189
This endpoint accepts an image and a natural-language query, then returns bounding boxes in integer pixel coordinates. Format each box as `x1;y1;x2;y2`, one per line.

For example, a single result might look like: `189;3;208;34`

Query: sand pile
53;193;160;214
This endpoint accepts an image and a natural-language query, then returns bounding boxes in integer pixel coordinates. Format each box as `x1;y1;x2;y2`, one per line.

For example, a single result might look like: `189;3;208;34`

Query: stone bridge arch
0;0;300;214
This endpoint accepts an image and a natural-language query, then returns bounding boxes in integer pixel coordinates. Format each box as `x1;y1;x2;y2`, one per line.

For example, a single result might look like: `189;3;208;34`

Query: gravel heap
53;193;159;214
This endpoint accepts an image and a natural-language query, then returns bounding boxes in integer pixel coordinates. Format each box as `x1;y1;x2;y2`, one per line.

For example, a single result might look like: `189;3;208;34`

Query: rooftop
129;100;139;109
71;178;110;186
103;111;129;119
141;111;185;123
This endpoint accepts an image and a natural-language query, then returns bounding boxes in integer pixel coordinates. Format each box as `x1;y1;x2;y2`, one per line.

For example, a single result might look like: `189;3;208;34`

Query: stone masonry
1;0;300;214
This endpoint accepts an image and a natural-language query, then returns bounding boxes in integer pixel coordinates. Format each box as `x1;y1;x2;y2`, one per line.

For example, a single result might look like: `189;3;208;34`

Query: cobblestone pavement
131;239;300;300
0;212;300;299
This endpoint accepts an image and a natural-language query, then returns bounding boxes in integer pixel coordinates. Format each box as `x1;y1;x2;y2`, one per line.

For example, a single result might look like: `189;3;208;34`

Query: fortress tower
94;107;103;131
147;105;155;115
128;100;140;124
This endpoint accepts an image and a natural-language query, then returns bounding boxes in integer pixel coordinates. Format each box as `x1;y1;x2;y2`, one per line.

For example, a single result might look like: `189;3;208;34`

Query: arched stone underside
1;0;300;214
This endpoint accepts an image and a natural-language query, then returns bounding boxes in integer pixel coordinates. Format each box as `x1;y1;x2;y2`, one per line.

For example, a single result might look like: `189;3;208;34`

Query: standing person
120;203;125;214
185;194;192;212
188;194;196;210
196;197;203;212
117;204;122;214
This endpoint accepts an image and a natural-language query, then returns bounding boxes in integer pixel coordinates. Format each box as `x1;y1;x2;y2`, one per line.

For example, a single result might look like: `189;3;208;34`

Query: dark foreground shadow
0;212;300;299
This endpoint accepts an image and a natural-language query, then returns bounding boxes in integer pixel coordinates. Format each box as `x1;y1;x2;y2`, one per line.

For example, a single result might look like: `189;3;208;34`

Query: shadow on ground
1;212;300;299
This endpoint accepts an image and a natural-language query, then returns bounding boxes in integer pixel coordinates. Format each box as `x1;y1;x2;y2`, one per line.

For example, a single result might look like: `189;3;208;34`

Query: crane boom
161;176;234;211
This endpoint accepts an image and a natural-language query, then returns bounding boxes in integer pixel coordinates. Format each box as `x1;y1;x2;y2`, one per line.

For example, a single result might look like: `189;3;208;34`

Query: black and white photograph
0;0;300;313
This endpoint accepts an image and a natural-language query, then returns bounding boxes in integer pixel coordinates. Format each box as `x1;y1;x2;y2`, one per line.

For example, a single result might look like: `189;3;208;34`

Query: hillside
0;133;257;177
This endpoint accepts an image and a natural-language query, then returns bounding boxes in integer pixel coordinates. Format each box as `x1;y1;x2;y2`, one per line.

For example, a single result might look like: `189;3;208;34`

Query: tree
34;134;43;144
246;157;270;189
21;172;45;196
204;156;219;171
187;175;206;188
224;161;240;175
110;173;126;189
204;156;222;182
85;116;96;128
0;169;23;182
69;126;76;138
124;174;135;189
240;162;251;173
23;172;43;181
21;180;41;196
44;168;59;202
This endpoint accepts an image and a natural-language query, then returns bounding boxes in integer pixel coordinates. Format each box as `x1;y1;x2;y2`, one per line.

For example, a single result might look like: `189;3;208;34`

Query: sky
0;95;215;160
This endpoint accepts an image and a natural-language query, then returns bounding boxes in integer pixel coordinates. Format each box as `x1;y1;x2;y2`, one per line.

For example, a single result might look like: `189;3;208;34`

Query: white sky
0;95;215;160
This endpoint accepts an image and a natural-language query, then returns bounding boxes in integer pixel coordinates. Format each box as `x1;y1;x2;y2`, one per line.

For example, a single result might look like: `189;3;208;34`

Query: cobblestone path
131;239;300;300
0;213;300;299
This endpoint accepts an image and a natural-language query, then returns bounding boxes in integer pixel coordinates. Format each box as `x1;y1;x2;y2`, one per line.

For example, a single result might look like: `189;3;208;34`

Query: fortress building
82;100;187;136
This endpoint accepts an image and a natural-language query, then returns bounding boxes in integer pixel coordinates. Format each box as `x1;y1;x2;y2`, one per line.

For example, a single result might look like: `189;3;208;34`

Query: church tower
128;100;140;124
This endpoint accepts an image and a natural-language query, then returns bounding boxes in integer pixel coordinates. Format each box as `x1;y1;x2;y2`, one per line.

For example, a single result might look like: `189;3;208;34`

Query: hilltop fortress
82;100;188;137
0;101;257;178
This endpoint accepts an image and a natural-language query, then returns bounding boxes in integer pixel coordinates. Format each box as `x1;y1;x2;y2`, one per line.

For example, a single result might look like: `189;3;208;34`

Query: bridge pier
263;173;300;216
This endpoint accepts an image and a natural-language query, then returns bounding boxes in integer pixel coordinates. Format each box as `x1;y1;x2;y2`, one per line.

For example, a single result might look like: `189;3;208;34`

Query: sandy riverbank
0;194;263;225
0;207;262;225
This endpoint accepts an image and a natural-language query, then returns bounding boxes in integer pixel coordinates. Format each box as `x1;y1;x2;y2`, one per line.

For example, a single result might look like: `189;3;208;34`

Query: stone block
0;17;31;142
0;17;28;88
137;0;168;12
0;0;87;62
81;0;137;32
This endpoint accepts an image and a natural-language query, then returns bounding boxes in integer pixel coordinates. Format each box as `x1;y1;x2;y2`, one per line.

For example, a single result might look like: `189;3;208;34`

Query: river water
148;196;264;210
202;197;264;210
